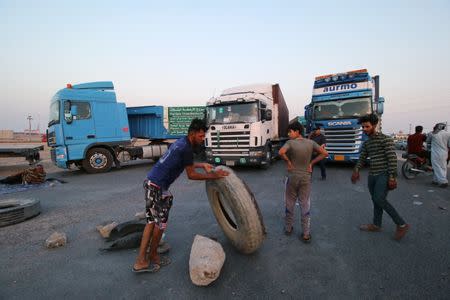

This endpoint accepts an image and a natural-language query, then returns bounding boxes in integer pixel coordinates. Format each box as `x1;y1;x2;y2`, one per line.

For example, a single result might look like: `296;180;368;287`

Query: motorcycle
401;153;433;179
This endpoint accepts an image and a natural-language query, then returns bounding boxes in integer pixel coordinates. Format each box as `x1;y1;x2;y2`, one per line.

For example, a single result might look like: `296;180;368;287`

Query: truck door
62;100;96;146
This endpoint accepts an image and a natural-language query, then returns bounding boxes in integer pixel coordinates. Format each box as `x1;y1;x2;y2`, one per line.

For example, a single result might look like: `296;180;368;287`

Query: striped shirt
355;132;398;177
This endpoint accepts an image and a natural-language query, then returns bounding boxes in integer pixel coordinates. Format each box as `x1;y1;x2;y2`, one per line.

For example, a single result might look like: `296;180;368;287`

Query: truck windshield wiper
48;120;57;127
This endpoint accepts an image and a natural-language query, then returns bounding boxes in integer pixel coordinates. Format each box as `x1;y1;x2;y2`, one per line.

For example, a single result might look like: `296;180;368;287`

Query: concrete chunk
189;234;225;286
45;232;67;248
96;222;118;238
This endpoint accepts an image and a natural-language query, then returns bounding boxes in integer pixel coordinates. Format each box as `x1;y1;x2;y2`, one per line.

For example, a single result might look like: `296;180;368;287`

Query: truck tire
82;148;113;173
205;166;266;254
261;145;272;169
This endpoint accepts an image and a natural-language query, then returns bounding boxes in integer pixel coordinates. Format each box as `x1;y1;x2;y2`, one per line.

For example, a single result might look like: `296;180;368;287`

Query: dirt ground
0;143;61;178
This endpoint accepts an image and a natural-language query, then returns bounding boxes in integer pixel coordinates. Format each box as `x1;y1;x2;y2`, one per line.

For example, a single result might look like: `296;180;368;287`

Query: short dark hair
287;121;304;134
415;126;423;133
188;118;207;133
358;114;379;125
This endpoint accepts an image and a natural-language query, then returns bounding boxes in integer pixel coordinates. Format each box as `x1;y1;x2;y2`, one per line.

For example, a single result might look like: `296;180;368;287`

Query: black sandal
132;263;160;273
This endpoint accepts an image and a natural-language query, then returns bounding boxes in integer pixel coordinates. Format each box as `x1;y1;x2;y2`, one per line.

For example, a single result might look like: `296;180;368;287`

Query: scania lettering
304;69;385;162
205;83;289;168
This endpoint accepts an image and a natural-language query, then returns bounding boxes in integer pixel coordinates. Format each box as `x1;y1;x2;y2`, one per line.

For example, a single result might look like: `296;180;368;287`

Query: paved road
1;156;449;299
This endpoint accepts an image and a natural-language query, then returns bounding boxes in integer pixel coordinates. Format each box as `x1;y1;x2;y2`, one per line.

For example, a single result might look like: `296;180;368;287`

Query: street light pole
27;115;33;141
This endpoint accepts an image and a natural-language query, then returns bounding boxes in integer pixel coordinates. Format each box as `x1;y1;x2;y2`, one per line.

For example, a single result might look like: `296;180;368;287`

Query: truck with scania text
304;69;385;162
47;81;205;173
204;84;289;167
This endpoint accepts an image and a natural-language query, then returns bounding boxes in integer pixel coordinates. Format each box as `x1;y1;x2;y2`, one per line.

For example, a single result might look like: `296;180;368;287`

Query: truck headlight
249;151;263;157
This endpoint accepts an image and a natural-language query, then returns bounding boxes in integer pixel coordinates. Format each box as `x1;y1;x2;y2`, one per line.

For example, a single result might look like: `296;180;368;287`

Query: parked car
394;140;407;150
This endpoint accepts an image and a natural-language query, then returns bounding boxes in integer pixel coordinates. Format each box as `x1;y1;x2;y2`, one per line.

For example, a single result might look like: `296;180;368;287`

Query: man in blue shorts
133;118;229;273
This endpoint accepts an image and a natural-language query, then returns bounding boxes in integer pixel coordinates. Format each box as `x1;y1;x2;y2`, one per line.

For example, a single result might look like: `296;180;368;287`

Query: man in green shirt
351;114;410;241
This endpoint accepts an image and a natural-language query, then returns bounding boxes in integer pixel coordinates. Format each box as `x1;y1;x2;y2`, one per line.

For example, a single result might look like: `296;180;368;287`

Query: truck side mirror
377;97;385;114
64;100;73;124
265;109;272;121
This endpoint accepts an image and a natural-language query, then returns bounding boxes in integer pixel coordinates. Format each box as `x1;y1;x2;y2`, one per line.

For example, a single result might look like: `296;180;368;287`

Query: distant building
0;130;14;140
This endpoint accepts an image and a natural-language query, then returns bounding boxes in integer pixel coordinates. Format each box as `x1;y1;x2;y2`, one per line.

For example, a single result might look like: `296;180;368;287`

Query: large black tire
402;160;418;180
205;166;266;254
82;148;113;173
0;198;41;227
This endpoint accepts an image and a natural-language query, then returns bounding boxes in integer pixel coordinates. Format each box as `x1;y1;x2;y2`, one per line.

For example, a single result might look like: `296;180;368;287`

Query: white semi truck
204;83;289;168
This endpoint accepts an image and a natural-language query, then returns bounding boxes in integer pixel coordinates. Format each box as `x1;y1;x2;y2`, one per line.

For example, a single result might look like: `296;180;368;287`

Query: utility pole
409;123;412;135
27;115;33;141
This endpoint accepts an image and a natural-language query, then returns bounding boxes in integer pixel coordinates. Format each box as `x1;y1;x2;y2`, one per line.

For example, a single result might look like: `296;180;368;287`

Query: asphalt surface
0;154;449;299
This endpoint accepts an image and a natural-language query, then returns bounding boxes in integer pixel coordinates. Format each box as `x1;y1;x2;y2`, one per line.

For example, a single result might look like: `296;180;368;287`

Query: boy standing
279;122;328;243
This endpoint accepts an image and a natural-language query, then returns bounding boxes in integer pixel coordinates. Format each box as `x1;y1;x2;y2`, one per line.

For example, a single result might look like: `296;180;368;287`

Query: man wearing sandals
133;119;229;273
279;121;328;243
351;114;410;240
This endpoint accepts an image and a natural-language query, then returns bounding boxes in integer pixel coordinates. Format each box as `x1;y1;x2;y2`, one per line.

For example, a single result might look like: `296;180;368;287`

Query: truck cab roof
53;81;117;103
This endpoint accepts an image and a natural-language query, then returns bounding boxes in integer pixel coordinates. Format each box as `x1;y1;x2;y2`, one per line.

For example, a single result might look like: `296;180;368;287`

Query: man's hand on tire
212;169;229;178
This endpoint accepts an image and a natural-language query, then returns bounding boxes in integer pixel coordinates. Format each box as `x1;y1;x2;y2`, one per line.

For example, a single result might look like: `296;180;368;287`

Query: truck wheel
205;166;266;254
82;148;113;173
261;145;272;169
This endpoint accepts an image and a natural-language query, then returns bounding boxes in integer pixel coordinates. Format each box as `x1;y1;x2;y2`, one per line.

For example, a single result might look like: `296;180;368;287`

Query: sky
1;0;449;134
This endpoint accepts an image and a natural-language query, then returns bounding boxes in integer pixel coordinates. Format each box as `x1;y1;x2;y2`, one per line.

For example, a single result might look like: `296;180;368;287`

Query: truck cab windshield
313;97;371;120
48;101;60;126
207;102;259;124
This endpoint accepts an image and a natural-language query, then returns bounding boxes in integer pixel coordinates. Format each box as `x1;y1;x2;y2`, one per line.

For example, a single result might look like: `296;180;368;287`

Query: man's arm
354;141;368;172
385;137;398;178
311;145;328;165
193;162;214;173
185;165;228;180
279;144;293;171
352;141;367;183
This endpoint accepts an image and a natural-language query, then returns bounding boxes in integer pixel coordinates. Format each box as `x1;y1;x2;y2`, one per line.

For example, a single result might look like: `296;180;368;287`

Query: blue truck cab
304;69;385;162
47;81;181;173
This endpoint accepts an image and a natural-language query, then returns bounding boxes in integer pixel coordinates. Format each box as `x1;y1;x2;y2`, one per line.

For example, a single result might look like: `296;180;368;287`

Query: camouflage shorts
143;180;173;229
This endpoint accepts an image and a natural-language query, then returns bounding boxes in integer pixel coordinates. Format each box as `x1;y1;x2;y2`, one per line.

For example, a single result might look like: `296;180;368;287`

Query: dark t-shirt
147;137;194;190
310;133;326;146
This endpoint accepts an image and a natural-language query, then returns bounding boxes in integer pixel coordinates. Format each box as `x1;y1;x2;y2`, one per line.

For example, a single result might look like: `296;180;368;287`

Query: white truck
204;83;289;168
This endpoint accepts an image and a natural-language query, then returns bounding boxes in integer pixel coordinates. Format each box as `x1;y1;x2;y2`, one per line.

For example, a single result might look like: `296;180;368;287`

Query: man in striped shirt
351;114;410;241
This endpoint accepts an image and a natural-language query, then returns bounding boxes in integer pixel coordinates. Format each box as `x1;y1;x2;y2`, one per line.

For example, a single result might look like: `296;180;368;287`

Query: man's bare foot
133;259;149;271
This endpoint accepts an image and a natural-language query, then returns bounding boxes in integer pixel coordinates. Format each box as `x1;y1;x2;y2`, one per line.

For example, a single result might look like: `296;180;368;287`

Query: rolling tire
205;166;266;254
82;148;113;174
402;160;417;180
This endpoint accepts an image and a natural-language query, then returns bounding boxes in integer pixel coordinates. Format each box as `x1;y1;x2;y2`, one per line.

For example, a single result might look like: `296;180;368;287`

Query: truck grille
210;131;250;156
323;127;363;154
